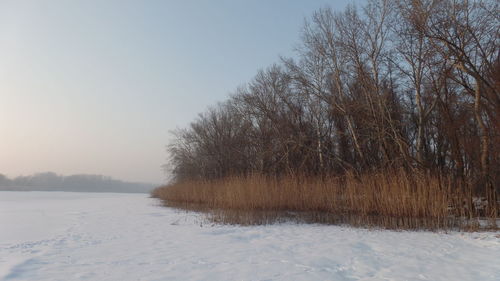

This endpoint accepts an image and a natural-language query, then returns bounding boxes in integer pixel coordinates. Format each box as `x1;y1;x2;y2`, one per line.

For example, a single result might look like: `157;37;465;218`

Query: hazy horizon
0;171;155;184
0;0;354;183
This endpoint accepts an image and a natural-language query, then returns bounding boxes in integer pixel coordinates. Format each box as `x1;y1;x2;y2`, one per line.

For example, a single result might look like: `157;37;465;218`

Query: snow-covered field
0;192;498;281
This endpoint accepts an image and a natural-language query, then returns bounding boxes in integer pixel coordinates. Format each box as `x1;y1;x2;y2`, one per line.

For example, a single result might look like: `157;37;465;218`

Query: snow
1;192;499;281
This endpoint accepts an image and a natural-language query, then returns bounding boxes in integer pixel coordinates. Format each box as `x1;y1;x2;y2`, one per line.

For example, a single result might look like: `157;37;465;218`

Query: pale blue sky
0;0;356;183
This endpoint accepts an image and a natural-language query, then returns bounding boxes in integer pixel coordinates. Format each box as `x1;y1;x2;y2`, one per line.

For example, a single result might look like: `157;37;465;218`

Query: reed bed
152;170;498;230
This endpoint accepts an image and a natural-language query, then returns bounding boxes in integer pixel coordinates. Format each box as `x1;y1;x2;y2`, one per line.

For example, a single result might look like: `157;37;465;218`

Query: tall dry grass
152;170;498;230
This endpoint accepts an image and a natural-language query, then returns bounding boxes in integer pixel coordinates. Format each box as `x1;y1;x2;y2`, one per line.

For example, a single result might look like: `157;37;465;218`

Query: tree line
167;0;499;196
0;172;154;193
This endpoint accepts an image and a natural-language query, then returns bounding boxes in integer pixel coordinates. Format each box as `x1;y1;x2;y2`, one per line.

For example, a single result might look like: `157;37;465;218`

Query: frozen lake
1;191;499;281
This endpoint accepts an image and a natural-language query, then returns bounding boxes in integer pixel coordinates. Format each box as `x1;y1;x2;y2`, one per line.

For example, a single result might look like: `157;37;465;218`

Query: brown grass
152;170;498;230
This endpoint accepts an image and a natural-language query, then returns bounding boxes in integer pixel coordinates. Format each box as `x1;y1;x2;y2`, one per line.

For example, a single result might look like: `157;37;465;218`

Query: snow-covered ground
0;192;498;281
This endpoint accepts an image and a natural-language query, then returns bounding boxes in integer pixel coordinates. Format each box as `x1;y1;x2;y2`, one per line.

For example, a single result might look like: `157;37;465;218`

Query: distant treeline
0;172;154;193
167;0;499;194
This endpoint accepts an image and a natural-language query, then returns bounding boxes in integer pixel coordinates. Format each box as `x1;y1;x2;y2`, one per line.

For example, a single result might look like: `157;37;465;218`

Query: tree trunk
474;78;489;181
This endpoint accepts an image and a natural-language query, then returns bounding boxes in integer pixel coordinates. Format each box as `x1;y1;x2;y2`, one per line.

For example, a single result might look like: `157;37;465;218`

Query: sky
0;0;355;184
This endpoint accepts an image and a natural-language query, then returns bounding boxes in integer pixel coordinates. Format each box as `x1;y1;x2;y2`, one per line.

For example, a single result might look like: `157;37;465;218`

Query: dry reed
152;170;498;230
